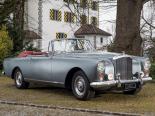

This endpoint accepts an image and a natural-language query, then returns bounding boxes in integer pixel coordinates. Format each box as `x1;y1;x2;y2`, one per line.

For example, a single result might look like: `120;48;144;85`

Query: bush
150;63;155;80
0;26;13;69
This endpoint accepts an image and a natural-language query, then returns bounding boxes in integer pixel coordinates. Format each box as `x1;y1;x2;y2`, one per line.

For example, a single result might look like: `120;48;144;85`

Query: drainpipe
38;0;43;50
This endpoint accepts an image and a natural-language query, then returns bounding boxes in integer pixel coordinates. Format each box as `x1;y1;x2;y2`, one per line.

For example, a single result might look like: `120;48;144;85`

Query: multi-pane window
91;1;98;11
80;0;88;8
64;0;75;4
64;12;75;23
91;17;97;26
50;9;62;21
80;15;87;25
56;33;67;39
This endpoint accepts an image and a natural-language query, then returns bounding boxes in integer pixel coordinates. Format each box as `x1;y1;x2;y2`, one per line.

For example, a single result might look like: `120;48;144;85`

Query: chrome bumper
90;77;152;89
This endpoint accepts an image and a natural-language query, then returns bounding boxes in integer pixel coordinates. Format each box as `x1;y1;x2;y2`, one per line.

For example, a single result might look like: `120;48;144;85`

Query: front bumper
90;77;152;89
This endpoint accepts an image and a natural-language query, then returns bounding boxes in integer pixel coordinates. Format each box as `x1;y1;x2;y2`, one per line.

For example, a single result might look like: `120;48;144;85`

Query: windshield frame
50;38;95;53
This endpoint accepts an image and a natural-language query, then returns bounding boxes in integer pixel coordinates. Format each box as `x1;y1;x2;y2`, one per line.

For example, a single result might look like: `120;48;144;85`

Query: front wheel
72;71;95;100
14;69;29;89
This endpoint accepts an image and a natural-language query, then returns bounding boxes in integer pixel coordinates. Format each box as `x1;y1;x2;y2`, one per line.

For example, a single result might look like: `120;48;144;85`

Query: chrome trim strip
113;55;130;60
142;77;152;82
90;77;152;89
24;78;64;85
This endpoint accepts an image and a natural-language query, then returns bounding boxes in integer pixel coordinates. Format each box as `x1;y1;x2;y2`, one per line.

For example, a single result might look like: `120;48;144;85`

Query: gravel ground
0;104;113;116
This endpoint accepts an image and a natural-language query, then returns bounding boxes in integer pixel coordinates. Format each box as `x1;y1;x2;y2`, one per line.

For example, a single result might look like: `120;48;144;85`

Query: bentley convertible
3;38;152;100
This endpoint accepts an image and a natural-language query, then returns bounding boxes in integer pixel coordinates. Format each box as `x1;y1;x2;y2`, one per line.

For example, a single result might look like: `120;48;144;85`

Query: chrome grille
115;57;132;80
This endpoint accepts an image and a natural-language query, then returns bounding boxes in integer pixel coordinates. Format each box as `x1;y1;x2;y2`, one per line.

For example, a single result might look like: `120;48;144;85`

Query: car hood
55;51;144;61
55;51;122;60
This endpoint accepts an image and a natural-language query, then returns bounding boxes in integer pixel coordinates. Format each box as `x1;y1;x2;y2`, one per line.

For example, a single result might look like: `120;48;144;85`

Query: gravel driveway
0;104;114;116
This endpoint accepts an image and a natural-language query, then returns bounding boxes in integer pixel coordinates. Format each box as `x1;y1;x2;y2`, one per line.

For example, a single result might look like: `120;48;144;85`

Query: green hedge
150;63;155;80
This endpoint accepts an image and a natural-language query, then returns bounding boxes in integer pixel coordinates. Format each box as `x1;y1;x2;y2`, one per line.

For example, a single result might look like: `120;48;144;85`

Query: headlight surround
97;61;114;81
97;62;105;81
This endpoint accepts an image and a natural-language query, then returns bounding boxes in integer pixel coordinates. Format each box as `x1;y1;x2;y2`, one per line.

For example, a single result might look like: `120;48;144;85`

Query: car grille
115;57;132;80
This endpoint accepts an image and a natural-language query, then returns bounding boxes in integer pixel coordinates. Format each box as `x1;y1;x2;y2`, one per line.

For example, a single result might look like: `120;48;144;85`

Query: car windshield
51;39;94;53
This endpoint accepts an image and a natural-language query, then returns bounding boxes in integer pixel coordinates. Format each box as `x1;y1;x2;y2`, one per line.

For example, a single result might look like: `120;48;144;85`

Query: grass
0;77;155;115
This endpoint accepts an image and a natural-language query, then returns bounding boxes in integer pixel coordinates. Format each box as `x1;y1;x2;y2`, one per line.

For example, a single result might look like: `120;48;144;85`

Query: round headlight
97;60;114;81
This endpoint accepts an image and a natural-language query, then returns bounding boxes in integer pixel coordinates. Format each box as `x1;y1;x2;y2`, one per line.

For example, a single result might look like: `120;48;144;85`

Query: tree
0;0;25;52
0;26;13;68
110;0;154;56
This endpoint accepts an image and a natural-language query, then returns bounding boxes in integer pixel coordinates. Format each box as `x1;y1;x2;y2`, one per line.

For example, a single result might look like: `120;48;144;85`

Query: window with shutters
80;15;87;25
50;9;62;21
91;17;97;26
56;33;67;39
91;1;98;11
64;12;75;23
80;0;87;8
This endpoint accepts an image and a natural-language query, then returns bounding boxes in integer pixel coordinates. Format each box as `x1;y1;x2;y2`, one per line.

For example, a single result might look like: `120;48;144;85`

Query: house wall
84;35;111;50
25;0;99;51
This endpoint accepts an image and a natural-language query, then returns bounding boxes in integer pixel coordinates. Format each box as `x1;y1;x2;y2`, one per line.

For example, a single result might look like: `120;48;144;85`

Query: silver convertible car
3;38;152;100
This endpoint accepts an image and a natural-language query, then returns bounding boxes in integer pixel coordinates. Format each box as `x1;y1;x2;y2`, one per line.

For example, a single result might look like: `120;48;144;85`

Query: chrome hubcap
74;76;86;96
15;71;22;86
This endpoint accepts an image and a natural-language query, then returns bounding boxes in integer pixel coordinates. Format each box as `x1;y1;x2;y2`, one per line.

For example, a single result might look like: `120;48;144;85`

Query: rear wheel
14;69;29;89
72;71;95;100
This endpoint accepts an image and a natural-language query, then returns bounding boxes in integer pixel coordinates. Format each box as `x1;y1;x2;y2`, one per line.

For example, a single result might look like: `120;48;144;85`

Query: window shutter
64;12;68;22
91;17;97;26
81;15;87;25
50;9;54;20
56;33;59;39
58;11;62;21
71;14;75;23
64;33;67;38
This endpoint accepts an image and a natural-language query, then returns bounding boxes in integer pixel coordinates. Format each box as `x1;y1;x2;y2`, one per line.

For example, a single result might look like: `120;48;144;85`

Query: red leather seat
17;51;47;57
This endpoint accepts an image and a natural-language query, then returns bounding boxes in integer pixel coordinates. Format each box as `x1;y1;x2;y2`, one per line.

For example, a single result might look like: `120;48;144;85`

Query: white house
24;0;111;51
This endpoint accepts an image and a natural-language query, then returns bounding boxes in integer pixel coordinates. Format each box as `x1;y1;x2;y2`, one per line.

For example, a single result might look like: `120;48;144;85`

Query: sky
99;2;117;38
99;1;155;38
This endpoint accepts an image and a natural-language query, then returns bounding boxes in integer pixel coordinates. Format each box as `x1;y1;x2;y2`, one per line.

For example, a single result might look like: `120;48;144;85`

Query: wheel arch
11;67;20;79
65;67;88;89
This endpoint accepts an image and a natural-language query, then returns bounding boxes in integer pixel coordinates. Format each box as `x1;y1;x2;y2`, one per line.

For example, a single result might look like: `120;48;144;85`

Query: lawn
0;77;155;115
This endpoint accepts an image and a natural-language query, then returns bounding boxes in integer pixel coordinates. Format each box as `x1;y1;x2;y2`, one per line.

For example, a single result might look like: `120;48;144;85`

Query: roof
24;30;42;40
74;24;112;37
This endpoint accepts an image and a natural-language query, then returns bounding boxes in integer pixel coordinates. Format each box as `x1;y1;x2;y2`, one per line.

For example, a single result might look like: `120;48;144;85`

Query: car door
27;56;53;82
